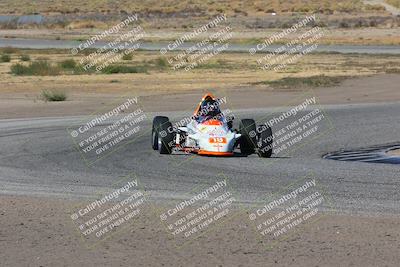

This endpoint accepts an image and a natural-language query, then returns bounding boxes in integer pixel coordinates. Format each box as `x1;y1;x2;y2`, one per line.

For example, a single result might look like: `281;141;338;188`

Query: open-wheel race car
151;93;273;157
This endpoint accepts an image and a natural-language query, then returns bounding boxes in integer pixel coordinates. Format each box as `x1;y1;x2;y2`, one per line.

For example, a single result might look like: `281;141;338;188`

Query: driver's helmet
197;98;221;122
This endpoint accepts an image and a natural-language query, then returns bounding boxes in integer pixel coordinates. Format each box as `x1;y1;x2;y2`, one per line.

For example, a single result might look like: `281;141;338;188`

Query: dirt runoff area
0;195;399;266
1;74;400;119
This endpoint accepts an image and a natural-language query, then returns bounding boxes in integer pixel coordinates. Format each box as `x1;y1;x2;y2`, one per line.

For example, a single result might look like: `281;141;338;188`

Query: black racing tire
239;119;257;155
158;121;174;154
152;116;169;150
152;116;174;154
257;125;273;158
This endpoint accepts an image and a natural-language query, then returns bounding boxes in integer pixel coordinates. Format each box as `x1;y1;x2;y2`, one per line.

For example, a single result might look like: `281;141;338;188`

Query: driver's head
199;98;220;118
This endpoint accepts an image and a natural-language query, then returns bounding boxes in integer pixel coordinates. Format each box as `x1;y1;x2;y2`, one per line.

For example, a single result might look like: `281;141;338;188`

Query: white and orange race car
151;93;273;157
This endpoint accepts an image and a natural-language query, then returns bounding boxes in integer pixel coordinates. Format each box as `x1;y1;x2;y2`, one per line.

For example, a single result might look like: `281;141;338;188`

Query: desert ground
1;195;399;266
1;1;400;266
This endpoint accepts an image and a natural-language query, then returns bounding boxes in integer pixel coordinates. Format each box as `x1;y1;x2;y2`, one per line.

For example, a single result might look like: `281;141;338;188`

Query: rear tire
152;116;174;154
257;125;273;158
239;119;257;155
152;116;168;150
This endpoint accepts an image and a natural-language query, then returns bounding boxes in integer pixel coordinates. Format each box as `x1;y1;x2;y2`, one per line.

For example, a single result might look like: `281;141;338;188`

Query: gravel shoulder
1;195;399;267
1;74;400;119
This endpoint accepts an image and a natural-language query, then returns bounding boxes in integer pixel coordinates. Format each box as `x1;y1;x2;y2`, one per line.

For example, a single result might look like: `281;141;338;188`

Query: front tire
152;116;174;154
239;119;257;155
257;125;273;158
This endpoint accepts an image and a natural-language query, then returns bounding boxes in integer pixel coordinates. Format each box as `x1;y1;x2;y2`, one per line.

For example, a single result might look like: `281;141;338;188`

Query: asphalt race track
0;102;399;216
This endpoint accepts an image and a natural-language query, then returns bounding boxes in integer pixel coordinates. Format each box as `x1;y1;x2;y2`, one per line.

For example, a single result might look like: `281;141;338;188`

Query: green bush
122;53;133;60
10;63;26;75
100;65;147;74
41;89;67;102
20;54;31;61
255;75;348;89
1;54;11;62
339;21;350;28
71;64;89;75
384;68;400;74
155;57;168;68
59;59;77;69
10;61;60;76
2;47;18;54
